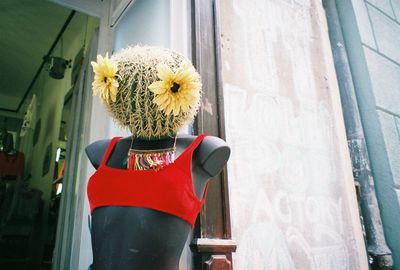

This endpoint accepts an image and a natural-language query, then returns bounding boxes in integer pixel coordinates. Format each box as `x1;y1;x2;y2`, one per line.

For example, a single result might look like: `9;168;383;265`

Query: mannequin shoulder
85;139;112;169
195;135;231;178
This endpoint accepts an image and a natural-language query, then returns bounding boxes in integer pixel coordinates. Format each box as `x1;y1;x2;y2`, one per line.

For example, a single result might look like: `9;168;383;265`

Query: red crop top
87;134;210;228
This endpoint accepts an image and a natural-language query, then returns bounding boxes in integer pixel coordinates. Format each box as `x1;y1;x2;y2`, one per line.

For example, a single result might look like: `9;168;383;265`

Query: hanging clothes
0;151;25;178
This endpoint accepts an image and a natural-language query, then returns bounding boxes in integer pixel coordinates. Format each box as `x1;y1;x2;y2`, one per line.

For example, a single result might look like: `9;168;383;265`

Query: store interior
0;0;98;269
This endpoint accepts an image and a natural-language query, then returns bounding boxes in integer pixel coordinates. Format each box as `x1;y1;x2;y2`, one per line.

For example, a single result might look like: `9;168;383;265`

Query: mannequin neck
130;136;176;150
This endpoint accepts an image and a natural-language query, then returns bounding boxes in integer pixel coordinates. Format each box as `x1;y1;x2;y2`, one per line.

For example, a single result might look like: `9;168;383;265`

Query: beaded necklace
127;136;177;171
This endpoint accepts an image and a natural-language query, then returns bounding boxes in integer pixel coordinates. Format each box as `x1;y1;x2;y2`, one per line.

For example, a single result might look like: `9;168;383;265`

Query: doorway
0;1;98;269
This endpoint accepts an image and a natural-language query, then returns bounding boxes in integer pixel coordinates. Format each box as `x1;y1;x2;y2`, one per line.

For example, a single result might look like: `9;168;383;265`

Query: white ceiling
0;0;73;111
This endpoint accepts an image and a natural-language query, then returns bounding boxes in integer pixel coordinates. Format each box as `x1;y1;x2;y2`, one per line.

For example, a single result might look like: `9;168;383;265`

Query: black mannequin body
85;134;230;270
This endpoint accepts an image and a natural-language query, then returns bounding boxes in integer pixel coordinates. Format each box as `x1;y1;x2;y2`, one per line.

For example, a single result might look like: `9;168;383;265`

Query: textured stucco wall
337;0;400;267
220;0;368;269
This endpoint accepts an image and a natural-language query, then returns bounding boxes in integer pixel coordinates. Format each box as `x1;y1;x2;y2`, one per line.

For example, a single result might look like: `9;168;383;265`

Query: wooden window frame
190;0;236;269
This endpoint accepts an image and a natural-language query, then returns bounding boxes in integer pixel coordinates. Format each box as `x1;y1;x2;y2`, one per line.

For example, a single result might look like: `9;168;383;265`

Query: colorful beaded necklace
127;136;177;171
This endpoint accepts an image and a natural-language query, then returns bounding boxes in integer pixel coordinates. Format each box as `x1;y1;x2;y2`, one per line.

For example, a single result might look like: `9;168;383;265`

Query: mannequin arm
85;139;111;169
196;136;231;178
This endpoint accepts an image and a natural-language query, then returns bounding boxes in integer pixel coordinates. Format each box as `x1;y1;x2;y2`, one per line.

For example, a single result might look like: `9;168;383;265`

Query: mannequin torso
85;134;230;270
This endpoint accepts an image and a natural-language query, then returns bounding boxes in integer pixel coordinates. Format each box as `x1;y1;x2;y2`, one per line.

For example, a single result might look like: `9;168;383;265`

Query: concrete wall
220;0;368;269
113;0;170;53
336;0;400;267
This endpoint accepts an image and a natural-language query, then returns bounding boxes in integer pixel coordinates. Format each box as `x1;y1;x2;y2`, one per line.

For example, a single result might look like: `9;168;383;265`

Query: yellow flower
148;62;201;116
91;53;119;104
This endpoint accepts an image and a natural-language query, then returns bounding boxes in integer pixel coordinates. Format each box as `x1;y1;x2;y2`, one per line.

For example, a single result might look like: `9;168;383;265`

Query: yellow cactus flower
148;62;202;116
91;53;119;104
